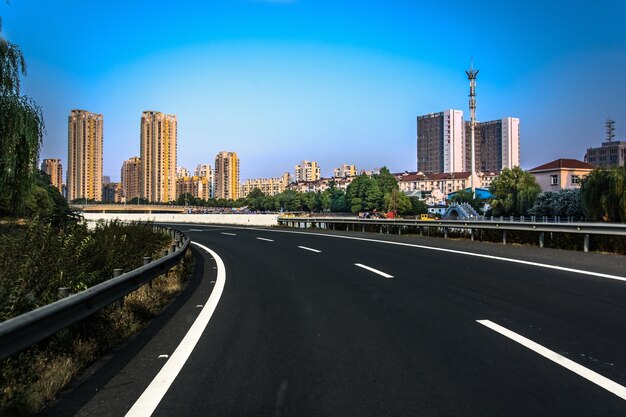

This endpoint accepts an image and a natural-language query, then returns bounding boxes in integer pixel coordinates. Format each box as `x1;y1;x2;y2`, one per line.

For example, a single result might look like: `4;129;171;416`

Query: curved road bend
40;225;626;416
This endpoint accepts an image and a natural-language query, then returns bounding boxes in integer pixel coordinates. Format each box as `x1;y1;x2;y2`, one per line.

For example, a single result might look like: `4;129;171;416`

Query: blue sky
3;0;626;181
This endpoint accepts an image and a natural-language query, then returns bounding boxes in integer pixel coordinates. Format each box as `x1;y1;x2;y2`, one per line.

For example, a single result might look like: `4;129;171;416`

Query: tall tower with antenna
466;61;479;196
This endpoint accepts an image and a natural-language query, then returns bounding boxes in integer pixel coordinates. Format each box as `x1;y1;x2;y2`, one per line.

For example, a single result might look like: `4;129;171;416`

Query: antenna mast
466;60;479;197
606;119;615;142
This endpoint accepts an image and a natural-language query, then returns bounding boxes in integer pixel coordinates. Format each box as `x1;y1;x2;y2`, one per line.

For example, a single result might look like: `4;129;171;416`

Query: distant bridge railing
278;216;626;252
71;204;188;213
0;226;190;361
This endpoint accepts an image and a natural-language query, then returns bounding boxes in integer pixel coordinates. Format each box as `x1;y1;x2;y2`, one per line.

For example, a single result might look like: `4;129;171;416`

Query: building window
571;175;580;185
550;175;558;185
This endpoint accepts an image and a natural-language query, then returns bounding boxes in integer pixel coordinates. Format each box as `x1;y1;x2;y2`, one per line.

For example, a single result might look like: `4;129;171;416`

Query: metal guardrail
0;226;190;361
278;217;626;251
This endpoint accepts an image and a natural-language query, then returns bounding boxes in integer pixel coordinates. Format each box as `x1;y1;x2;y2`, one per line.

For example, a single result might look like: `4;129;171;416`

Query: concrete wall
82;213;279;226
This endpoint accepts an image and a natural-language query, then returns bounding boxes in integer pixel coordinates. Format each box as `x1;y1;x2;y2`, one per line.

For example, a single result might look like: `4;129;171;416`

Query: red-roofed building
528;159;596;192
393;171;498;204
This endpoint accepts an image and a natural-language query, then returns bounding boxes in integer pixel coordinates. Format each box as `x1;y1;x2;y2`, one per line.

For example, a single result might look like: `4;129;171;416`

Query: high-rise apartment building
240;172;291;197
67;109;103;201
294;160;321;182
333;164;357;178
214;152;239;200
466;117;520;172
121;156;141;201
140;111;177;203
417;110;465;174
41;158;63;193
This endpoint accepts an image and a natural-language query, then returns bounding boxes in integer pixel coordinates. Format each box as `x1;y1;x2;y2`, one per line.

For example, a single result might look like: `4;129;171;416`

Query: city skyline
4;1;626;181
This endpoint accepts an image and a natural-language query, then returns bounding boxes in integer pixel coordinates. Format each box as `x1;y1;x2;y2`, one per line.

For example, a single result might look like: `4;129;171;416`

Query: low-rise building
394;171;497;205
528;158;596;192
288;176;355;193
240;173;291;197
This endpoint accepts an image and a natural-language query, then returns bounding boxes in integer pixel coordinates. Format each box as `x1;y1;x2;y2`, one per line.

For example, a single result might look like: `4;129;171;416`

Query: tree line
174;167;429;216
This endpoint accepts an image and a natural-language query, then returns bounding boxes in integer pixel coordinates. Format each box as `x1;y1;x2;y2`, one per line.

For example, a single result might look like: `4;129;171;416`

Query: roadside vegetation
0;248;193;417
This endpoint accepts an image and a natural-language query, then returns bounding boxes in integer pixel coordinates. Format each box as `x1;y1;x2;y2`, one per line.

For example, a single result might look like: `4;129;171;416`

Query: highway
41;225;626;416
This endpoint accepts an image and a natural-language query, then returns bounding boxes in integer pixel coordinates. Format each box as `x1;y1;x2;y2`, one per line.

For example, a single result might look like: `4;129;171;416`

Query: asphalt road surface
41;225;626;416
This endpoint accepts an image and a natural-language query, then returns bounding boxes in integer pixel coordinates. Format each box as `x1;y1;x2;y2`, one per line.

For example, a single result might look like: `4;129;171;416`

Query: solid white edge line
477;319;626;401
354;263;394;278
256;237;274;242
156;223;626;282
297;245;321;253
125;242;226;417
248;228;626;282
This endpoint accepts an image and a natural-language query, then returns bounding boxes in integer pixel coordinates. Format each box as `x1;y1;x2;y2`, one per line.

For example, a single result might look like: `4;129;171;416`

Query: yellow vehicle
419;213;436;221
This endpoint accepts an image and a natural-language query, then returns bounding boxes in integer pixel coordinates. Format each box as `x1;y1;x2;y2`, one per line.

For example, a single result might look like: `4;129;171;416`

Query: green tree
262;195;277;211
580;167;626;222
174;193;202;206
300;192;321;212
346;174;382;213
384;189;411;214
406;196;428;216
25;171;79;226
0;21;45;216
489;167;540;216
276;189;301;212
372;166;398;209
528;189;583;218
245;188;265;211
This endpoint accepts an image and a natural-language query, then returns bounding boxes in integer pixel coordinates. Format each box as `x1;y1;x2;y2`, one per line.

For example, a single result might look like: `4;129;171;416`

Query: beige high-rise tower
67;110;103;201
121;156;142;201
140;111;177;202
214;152;239;200
41;158;63;193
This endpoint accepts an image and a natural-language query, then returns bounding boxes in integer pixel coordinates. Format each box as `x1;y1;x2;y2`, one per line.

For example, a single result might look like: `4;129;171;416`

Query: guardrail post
162;249;169;258
539;232;544;248
444;227;448;239
143;256;151;265
113;269;124;307
362;224;365;233
419;226;423;236
58;287;71;299
470;229;474;241
584;234;590;253
398;226;402;236
169;244;176;254
502;230;507;245
379;225;383;234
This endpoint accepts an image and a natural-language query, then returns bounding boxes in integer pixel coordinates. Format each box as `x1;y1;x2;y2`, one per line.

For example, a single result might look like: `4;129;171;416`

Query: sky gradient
3;0;626;181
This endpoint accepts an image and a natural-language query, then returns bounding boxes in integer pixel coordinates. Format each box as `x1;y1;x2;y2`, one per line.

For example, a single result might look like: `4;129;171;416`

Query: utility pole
466;60;479;198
